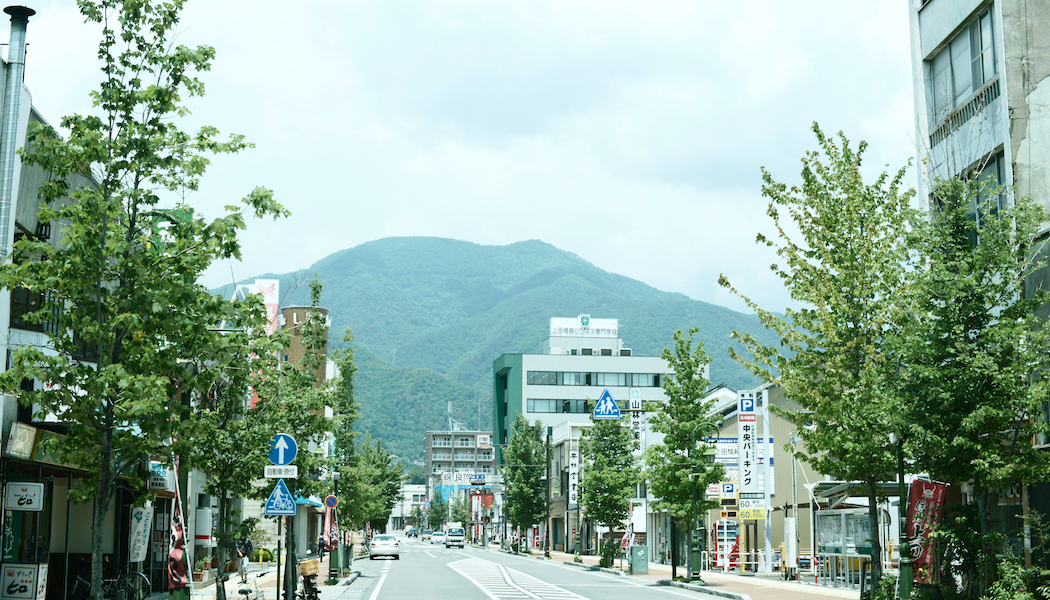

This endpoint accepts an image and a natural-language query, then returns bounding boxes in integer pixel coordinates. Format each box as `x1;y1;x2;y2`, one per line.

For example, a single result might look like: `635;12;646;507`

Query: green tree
896;177;1050;594
178;296;286;590
581;418;640;567
644;329;725;536
501;413;545;551
0;1;285;596
718;123;915;586
429;488;448;530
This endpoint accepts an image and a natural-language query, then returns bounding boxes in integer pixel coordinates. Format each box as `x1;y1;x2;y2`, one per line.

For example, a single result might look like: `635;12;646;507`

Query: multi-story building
492;315;678;557
423;429;496;532
907;0;1050;541
388;483;427;531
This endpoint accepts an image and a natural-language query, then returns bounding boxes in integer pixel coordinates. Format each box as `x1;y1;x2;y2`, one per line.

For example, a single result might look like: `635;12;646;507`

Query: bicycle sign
265;479;296;516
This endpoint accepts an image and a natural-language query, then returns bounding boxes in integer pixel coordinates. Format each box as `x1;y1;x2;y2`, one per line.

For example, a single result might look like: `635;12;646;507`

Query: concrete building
388;484;427;531
422;429;496;533
907;0;1050;543
492;315;677;558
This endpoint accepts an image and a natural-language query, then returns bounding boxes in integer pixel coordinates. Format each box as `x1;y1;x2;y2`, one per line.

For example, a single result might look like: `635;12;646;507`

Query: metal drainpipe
0;5;34;259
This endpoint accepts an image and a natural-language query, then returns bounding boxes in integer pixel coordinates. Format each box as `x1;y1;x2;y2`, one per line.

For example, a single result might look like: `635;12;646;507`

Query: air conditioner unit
600;348;612;356
620;348;632;356
581;348;593;356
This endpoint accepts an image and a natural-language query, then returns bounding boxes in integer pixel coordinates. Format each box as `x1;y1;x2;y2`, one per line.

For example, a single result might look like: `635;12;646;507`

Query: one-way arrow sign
268;433;298;466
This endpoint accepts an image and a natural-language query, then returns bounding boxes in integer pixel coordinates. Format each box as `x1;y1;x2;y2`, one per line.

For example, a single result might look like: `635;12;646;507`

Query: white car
431;531;445;545
369;534;400;560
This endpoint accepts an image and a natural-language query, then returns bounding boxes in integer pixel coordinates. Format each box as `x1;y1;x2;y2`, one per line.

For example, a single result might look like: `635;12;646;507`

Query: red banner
167;457;189;589
906;480;947;584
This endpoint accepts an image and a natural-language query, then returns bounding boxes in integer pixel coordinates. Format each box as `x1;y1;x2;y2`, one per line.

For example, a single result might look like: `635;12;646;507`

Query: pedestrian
317;535;325;560
236;536;253;584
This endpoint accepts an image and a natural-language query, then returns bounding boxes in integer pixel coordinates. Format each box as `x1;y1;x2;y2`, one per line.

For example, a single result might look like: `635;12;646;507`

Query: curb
559;560;626;577
657;580;753;600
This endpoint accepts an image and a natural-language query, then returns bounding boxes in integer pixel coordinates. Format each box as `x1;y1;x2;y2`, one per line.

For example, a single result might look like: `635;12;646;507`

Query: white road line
367;573;387;600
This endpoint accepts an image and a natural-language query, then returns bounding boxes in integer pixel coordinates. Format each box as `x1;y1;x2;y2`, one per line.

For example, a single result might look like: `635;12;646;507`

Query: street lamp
688;419;722;582
889;432;911;600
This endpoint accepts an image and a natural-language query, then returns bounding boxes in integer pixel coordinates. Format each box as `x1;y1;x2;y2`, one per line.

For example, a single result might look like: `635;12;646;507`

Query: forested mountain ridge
216;237;778;461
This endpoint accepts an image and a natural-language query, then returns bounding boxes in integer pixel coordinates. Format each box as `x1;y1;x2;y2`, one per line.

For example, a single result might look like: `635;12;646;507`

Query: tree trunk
865;477;883;586
92;427;115;600
977;487;992;598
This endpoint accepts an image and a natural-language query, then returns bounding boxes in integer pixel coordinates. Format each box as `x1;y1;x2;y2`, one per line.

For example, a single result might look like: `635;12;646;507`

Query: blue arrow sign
592;389;621;420
265;479;296;516
268;433;298;466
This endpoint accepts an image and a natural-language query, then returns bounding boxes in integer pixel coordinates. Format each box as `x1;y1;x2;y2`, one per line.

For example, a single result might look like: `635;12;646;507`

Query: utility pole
545;426;552;558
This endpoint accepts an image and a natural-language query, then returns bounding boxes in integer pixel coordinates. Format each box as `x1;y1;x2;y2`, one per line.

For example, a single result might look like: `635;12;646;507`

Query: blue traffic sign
265;479;296;516
592;389;621;420
268;433;298;466
325;495;338;508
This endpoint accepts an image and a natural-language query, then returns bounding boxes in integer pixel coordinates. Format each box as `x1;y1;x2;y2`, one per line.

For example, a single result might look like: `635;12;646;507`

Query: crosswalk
448;558;585;600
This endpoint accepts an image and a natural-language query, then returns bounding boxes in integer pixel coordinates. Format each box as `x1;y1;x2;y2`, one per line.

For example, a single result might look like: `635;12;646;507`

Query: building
388;483;427;531
422;429;496;534
492;315;676;557
907;0;1050;545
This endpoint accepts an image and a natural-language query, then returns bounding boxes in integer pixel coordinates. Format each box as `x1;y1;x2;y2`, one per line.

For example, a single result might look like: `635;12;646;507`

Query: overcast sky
18;0;917;314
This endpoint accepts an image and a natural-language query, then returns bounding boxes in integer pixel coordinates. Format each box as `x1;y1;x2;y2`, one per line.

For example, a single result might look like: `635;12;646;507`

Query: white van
444;526;465;548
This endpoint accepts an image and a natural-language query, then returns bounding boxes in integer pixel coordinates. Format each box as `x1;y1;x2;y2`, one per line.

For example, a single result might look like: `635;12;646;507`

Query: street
336;539;720;600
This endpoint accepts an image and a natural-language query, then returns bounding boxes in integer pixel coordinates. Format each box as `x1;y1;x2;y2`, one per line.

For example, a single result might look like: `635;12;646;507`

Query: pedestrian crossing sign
592;389;621;420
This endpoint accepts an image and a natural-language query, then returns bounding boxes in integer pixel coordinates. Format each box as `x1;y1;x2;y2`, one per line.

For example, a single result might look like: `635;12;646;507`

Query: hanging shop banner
906;480;947;584
166;458;188;590
129;505;154;563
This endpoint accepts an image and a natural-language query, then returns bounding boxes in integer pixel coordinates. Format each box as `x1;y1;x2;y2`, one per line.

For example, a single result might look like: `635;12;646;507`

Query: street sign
325;495;338;508
470;474;486;485
739;507;766;520
264;479;296;516
720;483;736;499
592;389;621;420
268;433;298;466
264;465;298;479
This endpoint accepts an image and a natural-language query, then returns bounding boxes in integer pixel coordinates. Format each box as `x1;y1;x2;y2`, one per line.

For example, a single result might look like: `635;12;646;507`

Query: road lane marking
449;558;585;600
367;573;386;600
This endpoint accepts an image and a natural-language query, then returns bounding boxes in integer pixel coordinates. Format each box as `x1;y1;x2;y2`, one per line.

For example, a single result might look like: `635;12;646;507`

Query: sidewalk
176;556;360;600
505;547;860;600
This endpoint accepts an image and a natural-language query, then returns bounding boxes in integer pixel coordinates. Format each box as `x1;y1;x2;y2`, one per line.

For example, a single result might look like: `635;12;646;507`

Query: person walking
236;536;253;584
317;535;326;560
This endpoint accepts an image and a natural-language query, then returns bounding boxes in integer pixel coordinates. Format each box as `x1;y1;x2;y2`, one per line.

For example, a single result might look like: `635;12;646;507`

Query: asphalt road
328;538;730;600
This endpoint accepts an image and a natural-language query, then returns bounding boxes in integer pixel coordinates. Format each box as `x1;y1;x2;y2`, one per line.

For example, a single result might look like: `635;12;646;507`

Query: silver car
431;531;445;545
369;534;400;560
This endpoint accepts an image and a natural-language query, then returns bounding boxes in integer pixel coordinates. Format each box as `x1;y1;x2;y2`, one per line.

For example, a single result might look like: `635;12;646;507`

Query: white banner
568;440;580;508
129;505;154;563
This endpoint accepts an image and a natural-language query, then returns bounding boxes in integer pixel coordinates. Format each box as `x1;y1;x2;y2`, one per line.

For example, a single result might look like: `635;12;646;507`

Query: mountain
216;237;778;461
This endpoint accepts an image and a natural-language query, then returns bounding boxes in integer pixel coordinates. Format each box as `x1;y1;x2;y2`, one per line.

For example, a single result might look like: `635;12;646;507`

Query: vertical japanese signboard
567;440;580;509
737;392;758;495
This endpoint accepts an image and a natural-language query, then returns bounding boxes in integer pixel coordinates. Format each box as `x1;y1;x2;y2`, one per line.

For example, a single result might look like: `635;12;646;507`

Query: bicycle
70;571;148;600
236;572;268;600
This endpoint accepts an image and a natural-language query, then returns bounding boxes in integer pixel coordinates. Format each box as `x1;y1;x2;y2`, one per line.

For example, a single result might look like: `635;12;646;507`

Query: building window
526;398;590;414
929;6;996;125
527;371;662;387
11;288;60;335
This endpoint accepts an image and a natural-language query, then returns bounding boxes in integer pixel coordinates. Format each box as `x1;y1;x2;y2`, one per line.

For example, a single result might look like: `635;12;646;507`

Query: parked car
369;534;400;560
431;531;445;545
445;527;465;549
421;530;433;541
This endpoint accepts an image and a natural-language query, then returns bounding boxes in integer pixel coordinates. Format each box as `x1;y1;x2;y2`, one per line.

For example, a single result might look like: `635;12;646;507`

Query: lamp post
685;419;722;582
890;433;911;600
545;426;552;558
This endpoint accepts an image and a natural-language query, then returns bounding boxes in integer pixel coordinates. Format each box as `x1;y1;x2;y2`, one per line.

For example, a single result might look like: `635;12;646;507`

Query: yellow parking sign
739;507;766;520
